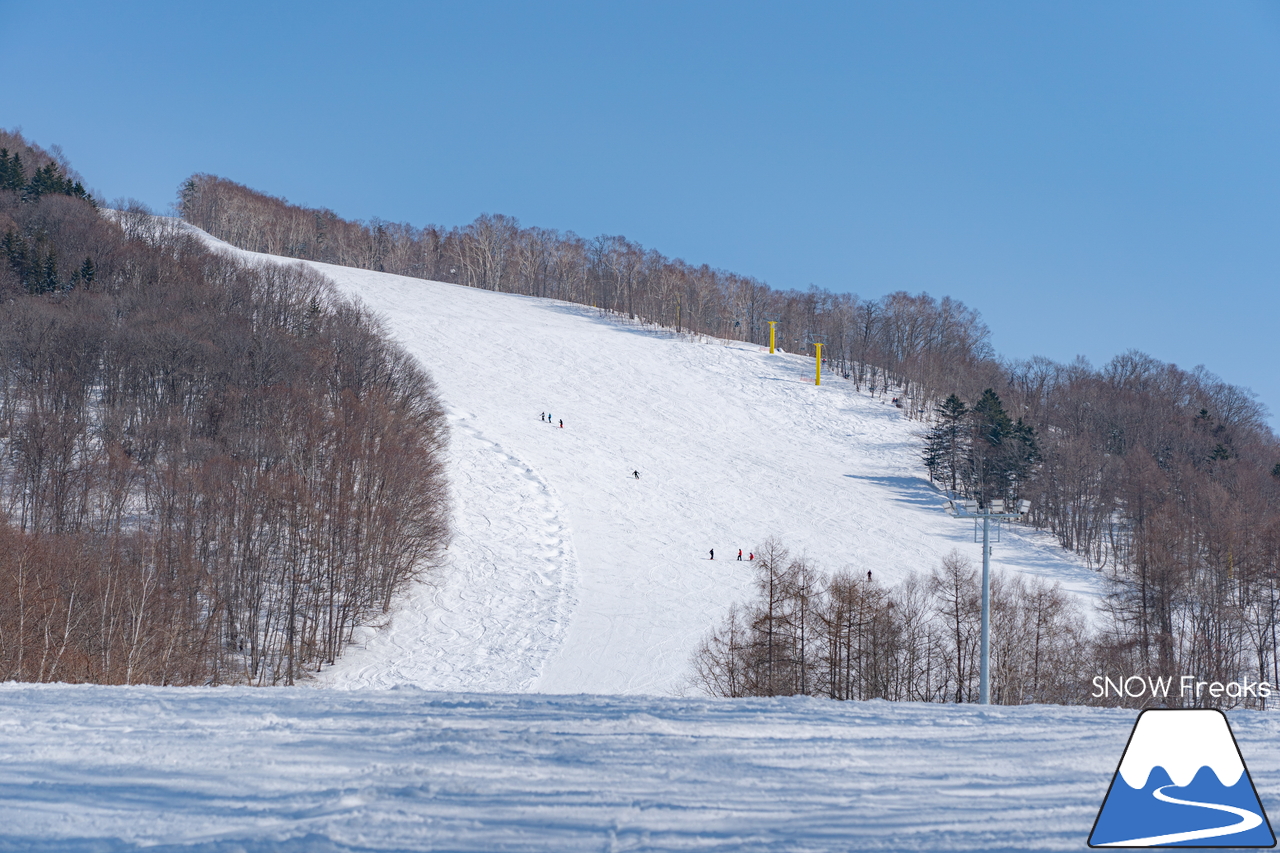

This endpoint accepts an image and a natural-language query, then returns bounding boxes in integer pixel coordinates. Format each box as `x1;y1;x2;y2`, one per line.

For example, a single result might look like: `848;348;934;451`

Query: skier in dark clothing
559;419;563;428
867;570;872;581
709;549;714;560
633;470;639;479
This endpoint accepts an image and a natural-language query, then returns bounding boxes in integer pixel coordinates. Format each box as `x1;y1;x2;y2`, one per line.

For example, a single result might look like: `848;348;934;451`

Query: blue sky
4;2;1278;424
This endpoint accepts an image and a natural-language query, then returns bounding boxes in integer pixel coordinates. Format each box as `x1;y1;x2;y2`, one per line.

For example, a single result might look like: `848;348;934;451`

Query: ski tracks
318;413;579;692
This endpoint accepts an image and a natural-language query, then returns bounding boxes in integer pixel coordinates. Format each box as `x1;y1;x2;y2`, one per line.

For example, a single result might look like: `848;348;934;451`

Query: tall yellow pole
814;342;823;385
768;321;777;353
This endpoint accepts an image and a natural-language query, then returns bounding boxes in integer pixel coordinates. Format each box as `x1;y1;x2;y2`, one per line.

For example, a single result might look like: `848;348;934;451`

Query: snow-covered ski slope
192;225;1100;696
8;225;1269;853
9;683;1279;853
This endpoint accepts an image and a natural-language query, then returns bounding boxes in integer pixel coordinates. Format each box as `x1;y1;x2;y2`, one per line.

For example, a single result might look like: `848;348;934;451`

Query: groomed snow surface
7;226;1252;852
10;684;1280;852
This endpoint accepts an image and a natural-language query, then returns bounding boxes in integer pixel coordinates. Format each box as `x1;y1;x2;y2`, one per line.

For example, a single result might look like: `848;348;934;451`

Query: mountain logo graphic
1089;709;1276;847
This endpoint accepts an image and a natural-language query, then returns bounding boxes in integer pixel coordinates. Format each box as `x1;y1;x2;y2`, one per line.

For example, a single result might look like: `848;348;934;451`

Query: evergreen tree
2;230;31;289
966;388;1038;505
25;163;62;201
922;428;943;483
40;248;59;294
1008;416;1040;486
923;393;968;493
17;161;91;205
0;150;23;192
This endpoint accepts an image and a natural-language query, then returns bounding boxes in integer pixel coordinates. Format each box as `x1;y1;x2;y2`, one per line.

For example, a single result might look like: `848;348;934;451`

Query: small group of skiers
531;410;763;569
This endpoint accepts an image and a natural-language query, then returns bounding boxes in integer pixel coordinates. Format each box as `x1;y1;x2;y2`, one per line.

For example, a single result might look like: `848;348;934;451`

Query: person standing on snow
737;549;743;561
559;419;563;428
709;549;714;560
749;552;754;561
633;470;639;479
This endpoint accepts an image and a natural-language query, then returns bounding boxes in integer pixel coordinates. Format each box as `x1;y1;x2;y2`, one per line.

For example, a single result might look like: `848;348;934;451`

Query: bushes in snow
693;540;1103;707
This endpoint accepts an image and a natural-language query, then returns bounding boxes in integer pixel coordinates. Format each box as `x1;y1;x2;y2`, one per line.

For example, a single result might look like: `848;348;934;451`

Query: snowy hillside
8;682;1276;853
189;224;1100;696
3;225;1269;853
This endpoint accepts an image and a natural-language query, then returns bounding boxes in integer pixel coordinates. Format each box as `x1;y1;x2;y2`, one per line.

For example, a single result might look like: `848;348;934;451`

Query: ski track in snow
328;414;578;692
187;225;1104;696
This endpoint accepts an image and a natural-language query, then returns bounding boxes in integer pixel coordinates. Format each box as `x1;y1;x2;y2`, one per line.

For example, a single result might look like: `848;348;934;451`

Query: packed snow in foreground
9;683;1276;852
188;225;1101;697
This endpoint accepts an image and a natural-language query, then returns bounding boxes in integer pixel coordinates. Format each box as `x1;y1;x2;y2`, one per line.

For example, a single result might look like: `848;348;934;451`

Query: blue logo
1089;709;1275;847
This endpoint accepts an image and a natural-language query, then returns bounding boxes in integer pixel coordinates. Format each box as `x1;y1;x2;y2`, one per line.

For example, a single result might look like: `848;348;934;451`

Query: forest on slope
182;175;1280;705
0;133;450;685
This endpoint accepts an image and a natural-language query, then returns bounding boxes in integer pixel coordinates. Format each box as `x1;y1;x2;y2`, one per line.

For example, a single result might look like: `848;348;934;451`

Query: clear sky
4;2;1278;425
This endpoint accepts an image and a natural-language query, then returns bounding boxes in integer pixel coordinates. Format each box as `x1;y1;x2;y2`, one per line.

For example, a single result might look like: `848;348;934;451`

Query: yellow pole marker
768;321;777;353
814;342;823;385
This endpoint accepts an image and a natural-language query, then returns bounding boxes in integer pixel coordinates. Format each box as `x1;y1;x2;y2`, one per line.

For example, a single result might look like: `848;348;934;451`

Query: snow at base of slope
186;224;1105;697
7;683;1277;853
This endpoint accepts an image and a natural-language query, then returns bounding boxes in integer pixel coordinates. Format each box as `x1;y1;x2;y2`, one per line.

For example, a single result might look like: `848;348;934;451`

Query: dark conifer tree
922;429;943;483
15;161;90;204
40;249;58;293
2;230;30;289
1007;416;1040;489
0;150;23;191
923;393;968;493
966;389;1038;505
25;163;60;200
